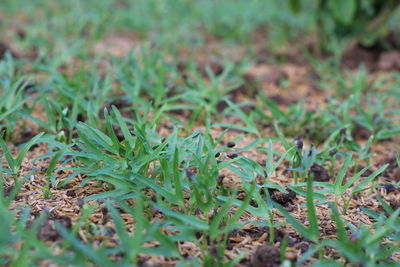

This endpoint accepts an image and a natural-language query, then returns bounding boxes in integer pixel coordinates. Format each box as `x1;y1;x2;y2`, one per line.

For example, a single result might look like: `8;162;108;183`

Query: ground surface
1;1;400;266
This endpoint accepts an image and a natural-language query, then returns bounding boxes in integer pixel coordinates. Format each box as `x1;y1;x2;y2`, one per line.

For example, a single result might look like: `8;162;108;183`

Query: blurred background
0;0;399;60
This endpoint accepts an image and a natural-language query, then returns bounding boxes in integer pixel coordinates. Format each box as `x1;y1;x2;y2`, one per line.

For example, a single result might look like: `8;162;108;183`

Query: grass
0;0;400;266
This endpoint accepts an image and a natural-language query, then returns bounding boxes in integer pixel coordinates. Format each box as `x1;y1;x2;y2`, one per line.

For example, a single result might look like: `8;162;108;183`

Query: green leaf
264;96;291;126
353;164;388;193
333;153;352;196
15;132;44;172
341;165;370;194
112;106;135;147
329;203;348;243
218;98;259;136
104;108;122;152
132;173;178;204
55;223;116;267
266;139;274;177
172;147;184;206
273;202;310;241
273;123;291;151
329;0;357;25
288;0;300;14
306;176;319;242
152;203;209;231
0;132;15;171
46;149;64;187
366;208;400;246
376;127;400;140
209;197;233;239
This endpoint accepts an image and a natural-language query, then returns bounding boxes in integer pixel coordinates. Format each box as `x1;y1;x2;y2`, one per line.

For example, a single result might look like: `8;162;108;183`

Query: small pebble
185;168;195;179
227;152;239;159
296;140;303;150
384;184;396;194
77;198;84;207
227;142;236;148
217;175;225;185
66;190;76;197
101;206;108;215
329;149;338;156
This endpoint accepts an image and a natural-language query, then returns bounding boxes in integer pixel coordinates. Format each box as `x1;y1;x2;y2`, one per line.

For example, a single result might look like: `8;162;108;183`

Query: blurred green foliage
289;0;400;53
2;0;397;55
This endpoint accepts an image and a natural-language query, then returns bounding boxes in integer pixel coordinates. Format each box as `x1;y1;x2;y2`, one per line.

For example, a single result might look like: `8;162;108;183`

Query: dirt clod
351;124;371;140
37;216;72;242
66;190;76;197
0;41;18;59
329;149;338;156
383;184;397;194
270;189;296;207
77;198;84;207
341;47;378;69
227;152;239;159
15;131;37;146
101;206;109;215
310;163;330;182
378;51;400;70
217;175;225;186
251;243;280;267
296;140;303;150
389;199;400;211
227;141;236;148
185;168;195;179
3;185;13;197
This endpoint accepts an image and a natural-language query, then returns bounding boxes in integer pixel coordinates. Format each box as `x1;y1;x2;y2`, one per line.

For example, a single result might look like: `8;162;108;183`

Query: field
1;0;400;266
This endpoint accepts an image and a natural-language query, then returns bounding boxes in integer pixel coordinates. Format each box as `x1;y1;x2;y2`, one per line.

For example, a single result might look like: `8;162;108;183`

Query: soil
250;243;280;267
0;41;18;59
309;164;330;182
36;216;72;242
351;124;372;140
269;188;297;207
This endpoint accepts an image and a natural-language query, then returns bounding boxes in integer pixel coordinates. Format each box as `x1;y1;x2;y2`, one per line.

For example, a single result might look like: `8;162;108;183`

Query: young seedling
291;143;317;184
273;174;319;244
0;77;32;142
352;135;375;175
329;200;400;264
292;152;388;214
214;98;260;136
0;132;43;183
262;138;294;180
256;92;315;137
43;149;64;199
